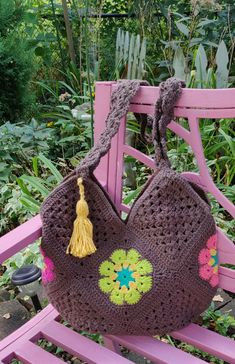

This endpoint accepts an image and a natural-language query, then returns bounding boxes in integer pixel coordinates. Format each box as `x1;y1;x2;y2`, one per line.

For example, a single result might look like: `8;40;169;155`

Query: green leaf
216;41;229;88
124;31;129;62
35;46;46;57
20;175;50;197
127;33;135;79
38;153;63;183
206;141;230;155
203;41;218;48
58;81;76;96
17;178;31;195
218;129;235;157
36;81;58;99
0;162;8;171
14;253;24;268
173;47;186;80
138;38;146;79
32;156;38;177
189;38;203;47
197;19;217;27
195;44;208;88
206;67;216;88
20;194;40;213
176;22;189;36
123;186;142;205
57;136;79;143
115;28;121;67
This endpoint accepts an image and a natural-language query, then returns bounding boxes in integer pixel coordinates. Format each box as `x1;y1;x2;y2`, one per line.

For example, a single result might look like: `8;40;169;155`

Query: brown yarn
77;80;149;177
40;78;217;336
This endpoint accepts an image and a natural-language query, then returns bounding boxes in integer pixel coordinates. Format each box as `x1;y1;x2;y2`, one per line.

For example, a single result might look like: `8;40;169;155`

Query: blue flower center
211;252;218;267
116;268;135;288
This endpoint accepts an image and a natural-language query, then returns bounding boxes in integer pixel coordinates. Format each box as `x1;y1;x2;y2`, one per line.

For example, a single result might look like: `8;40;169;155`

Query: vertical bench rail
93;82;114;190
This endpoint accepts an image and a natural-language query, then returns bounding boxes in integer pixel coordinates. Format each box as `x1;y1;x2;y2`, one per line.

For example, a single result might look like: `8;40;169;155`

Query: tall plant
115;28;147;80
173;41;230;88
115;28;147;187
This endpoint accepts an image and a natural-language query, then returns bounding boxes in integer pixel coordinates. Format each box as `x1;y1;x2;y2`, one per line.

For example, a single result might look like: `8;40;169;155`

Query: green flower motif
98;248;153;305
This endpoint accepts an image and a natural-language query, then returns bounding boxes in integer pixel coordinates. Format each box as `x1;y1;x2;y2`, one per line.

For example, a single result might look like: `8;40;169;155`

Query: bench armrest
0;215;42;264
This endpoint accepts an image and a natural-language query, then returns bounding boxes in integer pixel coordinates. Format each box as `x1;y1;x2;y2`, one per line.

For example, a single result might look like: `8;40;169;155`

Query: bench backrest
94;81;235;294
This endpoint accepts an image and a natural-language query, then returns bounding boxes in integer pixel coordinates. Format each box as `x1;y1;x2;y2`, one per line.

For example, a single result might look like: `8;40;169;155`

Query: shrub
0;0;35;122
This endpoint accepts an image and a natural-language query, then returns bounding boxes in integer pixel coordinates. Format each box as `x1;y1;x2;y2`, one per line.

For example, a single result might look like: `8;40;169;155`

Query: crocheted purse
40;78;218;335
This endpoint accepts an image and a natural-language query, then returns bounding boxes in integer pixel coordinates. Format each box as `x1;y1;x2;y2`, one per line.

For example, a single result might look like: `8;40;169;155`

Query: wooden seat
0;82;235;363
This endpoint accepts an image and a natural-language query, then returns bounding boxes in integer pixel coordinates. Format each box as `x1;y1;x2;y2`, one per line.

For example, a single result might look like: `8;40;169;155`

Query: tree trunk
61;0;76;65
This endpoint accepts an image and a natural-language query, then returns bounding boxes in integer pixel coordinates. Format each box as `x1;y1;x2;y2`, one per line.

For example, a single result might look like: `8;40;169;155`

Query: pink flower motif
40;247;55;284
44;256;55;271
42;268;55;284
198;248;210;264
199;264;213;280
210;274;219;288
198;234;218;288
206;234;217;249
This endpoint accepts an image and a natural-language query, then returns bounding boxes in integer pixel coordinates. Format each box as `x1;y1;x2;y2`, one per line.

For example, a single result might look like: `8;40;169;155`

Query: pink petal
198;248;211;264
41;269;48;284
210;274;219;288
46;270;55;283
206;234;217;249
44;256;55;270
199;264;213;281
42;268;55;284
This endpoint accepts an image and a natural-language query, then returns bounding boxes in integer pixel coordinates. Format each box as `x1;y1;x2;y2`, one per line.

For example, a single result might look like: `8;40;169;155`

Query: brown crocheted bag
40;78;218;336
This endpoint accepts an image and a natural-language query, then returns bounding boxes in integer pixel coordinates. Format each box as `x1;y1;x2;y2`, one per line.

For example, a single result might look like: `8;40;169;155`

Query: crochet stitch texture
40;78;217;335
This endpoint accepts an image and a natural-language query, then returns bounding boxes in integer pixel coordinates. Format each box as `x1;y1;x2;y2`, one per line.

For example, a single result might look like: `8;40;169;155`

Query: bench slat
0;215;42;264
111;83;235;109
172;323;235;364
15;340;63;364
0;304;56;353
42;320;132;364
105;335;205;364
129;103;235;119
217;229;235;265
218;267;235;293
122;145;155;169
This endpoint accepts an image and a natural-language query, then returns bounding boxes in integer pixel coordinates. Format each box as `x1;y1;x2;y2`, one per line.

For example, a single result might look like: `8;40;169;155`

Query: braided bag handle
77;78;184;177
76;80;149;177
138;77;185;167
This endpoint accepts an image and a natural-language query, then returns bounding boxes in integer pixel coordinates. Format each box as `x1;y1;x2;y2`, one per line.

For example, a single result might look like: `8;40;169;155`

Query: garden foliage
0;0;35;122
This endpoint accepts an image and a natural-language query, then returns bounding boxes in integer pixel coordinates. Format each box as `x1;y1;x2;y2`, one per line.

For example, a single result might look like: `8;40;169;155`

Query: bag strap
76;79;149;177
140;77;185;167
76;78;185;177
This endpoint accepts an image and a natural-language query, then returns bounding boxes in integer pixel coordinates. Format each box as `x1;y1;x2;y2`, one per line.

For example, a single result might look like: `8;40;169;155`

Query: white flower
59;92;71;102
71;109;79;119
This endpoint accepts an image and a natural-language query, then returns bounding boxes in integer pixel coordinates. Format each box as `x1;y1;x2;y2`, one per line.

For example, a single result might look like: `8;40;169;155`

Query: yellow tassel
66;177;97;258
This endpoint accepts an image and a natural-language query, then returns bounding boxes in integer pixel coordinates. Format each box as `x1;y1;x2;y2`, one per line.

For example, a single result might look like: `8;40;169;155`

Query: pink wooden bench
0;82;235;364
